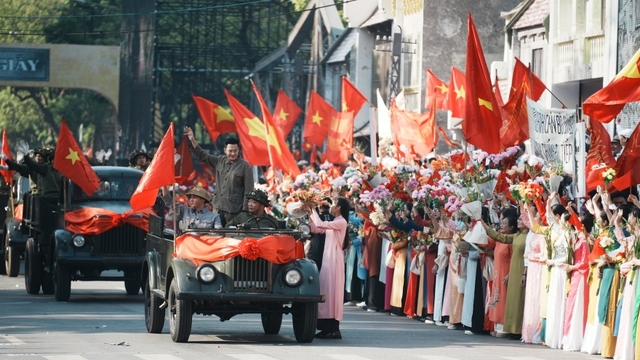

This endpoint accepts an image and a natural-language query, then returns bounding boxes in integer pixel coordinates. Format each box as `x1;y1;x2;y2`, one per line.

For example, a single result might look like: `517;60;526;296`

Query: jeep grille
97;224;145;256
231;257;272;292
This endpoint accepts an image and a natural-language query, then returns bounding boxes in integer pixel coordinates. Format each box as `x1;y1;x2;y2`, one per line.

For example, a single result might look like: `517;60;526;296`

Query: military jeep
22;166;147;301
143;214;324;343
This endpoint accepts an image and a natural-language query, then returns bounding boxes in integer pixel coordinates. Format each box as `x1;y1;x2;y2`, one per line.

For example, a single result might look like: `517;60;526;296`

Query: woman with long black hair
305;197;350;339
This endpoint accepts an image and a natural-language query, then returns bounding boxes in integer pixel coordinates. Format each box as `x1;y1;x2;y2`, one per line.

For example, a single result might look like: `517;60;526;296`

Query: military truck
2;176;30;277
22;166;147;301
143;214;324;343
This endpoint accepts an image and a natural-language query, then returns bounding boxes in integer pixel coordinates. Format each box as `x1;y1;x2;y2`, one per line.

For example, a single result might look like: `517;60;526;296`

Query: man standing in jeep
184;126;253;226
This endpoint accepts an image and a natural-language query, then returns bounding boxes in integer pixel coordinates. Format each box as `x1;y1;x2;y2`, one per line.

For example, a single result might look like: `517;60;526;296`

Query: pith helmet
186;186;212;203
246;189;270;206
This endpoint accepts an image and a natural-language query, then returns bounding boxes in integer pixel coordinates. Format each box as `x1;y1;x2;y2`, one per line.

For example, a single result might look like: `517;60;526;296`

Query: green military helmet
186;186;213;203
34;147;55;162
246;189;270;207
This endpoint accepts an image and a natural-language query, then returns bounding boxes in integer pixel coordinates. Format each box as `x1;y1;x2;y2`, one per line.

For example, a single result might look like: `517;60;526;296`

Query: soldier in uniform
162;185;222;234
2;147;61;204
128;149;151;171
226;189;279;229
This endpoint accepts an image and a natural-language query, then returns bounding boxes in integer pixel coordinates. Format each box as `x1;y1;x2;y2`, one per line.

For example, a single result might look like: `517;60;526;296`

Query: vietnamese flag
174;135;194;185
325;111;354;164
53;118;101;196
500;79;530;148
586;120;616;170
509;58;546;101
418;95;438;154
224;89;271;166
426;69;448;110
437;126;461;149
390;101;433;158
0;129;12;184
272;90;302;138
463;13;502;154
192;94;236;141
341;76;367;114
303;90;336;147
610;125;640;190
583;48;640;123
251;83;301;177
130;123;175;212
447;66;466;119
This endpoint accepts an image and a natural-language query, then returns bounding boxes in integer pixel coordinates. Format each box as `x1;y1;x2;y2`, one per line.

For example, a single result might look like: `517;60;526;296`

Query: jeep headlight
196;264;216;284
72;235;85;248
284;268;302;287
298;223;311;237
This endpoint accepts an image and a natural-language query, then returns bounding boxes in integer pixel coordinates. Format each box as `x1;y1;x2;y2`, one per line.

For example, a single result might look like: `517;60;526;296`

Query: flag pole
370;106;378;166
527;62;568;109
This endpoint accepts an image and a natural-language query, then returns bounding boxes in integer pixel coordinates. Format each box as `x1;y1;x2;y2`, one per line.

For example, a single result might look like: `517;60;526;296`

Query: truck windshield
71;177;140;201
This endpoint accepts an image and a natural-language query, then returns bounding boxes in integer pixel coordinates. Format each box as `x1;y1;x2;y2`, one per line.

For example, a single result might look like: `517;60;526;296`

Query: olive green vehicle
143;215;324;343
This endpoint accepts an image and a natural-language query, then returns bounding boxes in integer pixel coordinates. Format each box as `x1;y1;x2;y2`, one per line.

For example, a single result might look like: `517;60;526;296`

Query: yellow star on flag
342;101;349;112
244;117;282;154
455;86;466;99
615;49;640;80
436;83;449;94
65;148;80;165
214;106;234;123
478;98;493;111
312;111;323;126
278;108;289;122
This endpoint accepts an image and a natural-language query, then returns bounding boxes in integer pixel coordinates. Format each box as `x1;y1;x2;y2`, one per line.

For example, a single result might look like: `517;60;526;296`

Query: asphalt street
0;267;593;360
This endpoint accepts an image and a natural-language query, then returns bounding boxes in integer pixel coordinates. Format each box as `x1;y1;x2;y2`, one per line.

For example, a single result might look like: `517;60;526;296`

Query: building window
532;48;543;78
402;53;413;87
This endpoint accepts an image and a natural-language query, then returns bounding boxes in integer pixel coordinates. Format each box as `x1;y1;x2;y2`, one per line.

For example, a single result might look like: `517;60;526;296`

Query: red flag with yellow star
130;123;175;212
341;76;367;114
584;48;640;123
251;83;301;177
446;66;466;119
463;13;502;154
325;111;354;164
426;69;448;110
390;101;433;158
611;125;640;189
272;90;302;138
192;94;236;141
303;90;336;147
0;129;12;184
510;58;546;101
53;118;101;196
224;89;271;166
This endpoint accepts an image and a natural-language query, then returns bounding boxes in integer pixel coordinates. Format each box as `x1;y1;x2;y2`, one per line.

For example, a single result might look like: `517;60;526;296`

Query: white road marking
227;355;281;360
44;356;89;360
417;357;459;360
136;355;185;360
503;357;549;360
326;356;372;360
0;335;25;344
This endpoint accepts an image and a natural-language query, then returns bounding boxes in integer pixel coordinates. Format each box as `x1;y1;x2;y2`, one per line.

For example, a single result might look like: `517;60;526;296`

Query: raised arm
309;209;347;231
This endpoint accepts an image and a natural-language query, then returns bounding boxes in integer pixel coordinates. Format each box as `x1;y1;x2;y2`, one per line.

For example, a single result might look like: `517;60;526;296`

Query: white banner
575;122;587;198
527;99;577;175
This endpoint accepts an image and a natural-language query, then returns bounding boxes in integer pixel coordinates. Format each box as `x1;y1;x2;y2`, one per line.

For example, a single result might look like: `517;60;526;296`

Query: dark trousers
317;318;339;332
365;275;385;311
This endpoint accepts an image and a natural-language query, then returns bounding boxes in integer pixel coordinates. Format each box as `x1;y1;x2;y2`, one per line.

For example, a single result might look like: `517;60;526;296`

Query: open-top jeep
143;214;324;343
22;166;148;301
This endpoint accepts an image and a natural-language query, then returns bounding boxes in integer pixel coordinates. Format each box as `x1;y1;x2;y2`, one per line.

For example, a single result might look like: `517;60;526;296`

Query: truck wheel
261;312;283;334
54;260;71;302
24;238;41;294
292;302;317;343
124;272;142;295
41;267;54;295
5;234;20;277
0;233;7;276
168;280;192;342
144;279;165;333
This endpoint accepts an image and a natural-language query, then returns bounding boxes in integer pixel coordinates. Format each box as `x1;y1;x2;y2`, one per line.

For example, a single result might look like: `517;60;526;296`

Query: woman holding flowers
482;209;528;338
304;197;350;340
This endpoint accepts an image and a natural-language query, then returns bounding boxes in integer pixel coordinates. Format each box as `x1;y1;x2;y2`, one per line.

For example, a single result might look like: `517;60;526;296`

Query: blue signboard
0;48;49;81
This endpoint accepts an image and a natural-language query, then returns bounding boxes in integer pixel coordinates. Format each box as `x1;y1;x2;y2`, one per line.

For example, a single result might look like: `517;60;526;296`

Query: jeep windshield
71;177;140;202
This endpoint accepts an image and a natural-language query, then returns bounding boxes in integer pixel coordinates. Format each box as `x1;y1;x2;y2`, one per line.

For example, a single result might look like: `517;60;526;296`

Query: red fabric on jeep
174;234;304;266
64;207;153;235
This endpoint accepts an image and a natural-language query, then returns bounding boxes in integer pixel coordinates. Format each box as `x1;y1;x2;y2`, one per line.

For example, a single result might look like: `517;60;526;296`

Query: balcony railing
557;40;574;67
585;34;605;63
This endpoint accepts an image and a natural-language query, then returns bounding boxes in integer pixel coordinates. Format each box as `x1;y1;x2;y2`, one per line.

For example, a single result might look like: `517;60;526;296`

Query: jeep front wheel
24;238;41;294
168;279;192;342
261;311;283;334
144;279;165;333
5;234;20;277
54;260;71;302
292;302;318;343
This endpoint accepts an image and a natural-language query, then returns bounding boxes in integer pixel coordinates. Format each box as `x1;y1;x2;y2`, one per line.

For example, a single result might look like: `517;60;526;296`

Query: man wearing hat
611;136;622;160
162;185;221;234
129;149;151;171
2;146;62;203
226;189;279;229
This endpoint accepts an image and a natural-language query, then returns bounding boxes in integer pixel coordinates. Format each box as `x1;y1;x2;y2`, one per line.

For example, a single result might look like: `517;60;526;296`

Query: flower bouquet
394;164;419;181
460;200;487;244
369;204;386;226
602;167;616;187
360;184;394;209
292;172;320;190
